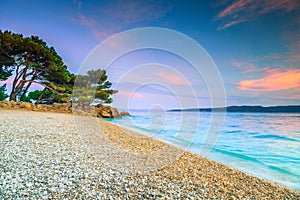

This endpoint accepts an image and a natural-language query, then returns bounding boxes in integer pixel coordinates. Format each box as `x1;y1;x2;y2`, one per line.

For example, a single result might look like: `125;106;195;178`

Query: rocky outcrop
0;100;72;113
120;111;131;117
0;100;130;119
95;104;122;118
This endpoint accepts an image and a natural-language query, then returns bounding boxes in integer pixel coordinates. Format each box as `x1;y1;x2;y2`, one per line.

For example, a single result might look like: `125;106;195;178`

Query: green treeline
0;30;117;104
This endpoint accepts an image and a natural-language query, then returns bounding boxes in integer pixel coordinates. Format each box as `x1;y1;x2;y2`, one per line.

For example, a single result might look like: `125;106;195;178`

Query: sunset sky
1;0;300;109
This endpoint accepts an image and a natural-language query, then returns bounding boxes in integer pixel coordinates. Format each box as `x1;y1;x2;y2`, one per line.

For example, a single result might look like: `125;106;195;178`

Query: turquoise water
106;111;300;191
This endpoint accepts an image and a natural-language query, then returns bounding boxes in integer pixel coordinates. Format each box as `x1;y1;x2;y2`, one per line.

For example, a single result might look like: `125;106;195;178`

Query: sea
104;110;300;191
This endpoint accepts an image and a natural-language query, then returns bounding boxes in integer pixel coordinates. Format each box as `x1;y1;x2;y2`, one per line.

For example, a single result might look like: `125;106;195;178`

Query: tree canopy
0;30;74;102
73;69;117;104
0;30;117;104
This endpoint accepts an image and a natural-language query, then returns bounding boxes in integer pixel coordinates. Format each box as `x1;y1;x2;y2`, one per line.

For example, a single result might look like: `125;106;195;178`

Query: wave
212;147;263;164
108;112;300;190
211;148;299;178
225;130;242;134
254;134;299;142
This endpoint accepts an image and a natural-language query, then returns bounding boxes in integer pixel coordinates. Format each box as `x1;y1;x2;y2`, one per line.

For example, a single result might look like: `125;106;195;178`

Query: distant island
169;105;300;113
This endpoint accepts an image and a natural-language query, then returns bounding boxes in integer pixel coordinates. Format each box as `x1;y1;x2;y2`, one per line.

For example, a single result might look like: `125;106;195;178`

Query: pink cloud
73;1;172;42
156;71;189;86
217;19;245;30
261;67;280;74
216;0;250;19
232;60;259;73
116;90;144;99
237;69;300;91
215;0;300;30
233;60;286;74
103;1;172;25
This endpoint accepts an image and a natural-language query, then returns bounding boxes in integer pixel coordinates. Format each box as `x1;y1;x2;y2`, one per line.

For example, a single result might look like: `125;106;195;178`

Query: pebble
0;110;299;199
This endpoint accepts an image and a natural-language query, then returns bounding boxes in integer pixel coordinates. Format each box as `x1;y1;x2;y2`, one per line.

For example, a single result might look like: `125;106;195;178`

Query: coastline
0;110;299;199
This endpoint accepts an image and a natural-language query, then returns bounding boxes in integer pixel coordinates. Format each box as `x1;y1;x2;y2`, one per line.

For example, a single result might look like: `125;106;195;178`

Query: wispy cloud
237;69;300;91
217;19;245;31
233;60;283;74
72;1;172;41
103;0;172;26
232;60;259;73
215;0;300;30
116;90;144;98
156;71;190;86
75;14;95;27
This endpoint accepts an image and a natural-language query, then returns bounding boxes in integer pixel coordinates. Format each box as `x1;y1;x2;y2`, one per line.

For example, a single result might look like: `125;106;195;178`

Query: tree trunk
9;91;18;101
36;88;46;104
10;65;21;101
10;65;28;101
20;73;36;101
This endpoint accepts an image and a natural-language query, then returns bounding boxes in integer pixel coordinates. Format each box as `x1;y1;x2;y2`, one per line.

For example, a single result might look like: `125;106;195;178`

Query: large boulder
112;108;121;118
19;101;33;110
95;104;121;118
0;100;10;109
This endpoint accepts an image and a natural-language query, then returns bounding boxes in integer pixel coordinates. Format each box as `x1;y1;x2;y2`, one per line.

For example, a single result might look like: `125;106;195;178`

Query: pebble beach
0;110;300;199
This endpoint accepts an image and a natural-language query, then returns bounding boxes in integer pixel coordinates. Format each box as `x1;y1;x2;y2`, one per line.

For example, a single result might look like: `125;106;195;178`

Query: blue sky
1;0;300;109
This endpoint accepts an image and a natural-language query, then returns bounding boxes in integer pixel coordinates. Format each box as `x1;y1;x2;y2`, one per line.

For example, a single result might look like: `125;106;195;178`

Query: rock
19;102;33;110
120;111;131;117
37;104;52;112
0;101;123;118
100;110;111;118
24;102;33;110
52;103;71;113
94;104;121;118
0;100;10;109
9;100;17;107
95;103;103;108
32;107;40;112
112;108;121;118
95;106;113;118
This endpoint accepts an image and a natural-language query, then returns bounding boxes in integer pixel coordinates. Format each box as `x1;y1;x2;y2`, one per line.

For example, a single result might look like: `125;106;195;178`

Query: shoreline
1;109;299;199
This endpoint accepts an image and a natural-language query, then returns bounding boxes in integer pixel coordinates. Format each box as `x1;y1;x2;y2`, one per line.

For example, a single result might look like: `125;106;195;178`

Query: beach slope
0;110;299;199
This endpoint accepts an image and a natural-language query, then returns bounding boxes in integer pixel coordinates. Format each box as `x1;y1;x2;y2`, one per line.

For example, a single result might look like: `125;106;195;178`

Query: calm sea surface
105;111;300;191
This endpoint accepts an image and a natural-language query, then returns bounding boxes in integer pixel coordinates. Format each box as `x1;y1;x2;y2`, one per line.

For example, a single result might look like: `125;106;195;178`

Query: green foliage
77;96;94;103
1;30;116;105
0;30;74;102
0;84;8;101
52;92;72;103
30;90;53;100
74;69;117;103
0;30;22;81
21;89;53;102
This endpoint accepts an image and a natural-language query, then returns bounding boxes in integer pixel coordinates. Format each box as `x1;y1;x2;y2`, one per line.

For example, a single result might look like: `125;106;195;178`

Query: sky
1;0;300;109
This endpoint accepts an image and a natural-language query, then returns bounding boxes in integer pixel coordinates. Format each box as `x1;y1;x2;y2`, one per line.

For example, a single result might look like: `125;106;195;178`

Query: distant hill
169;105;300;113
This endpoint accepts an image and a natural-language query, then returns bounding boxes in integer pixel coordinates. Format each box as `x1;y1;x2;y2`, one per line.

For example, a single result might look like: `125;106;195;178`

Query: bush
0;84;8;101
